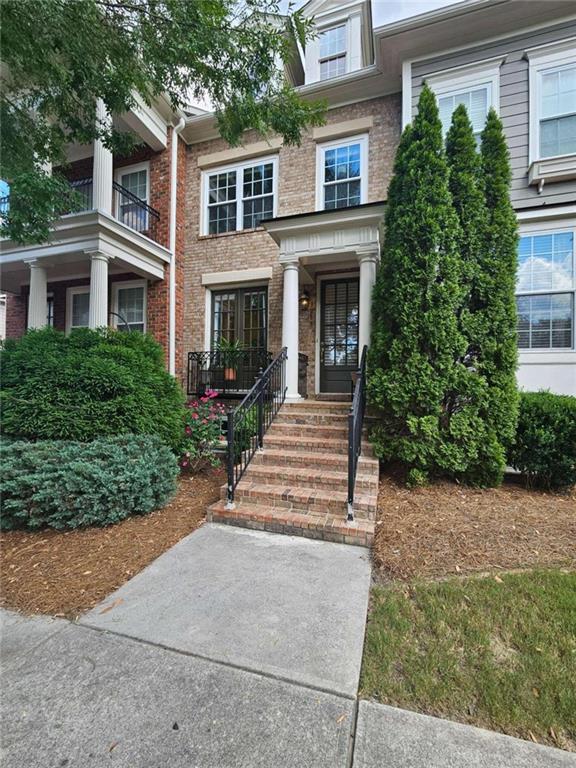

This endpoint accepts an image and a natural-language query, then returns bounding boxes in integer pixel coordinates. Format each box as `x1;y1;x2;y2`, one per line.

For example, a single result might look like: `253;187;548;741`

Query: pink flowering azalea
192;413;199;420
185;425;192;435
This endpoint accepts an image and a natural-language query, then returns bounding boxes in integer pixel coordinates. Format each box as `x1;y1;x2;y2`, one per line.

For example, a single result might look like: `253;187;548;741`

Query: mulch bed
373;469;576;581
0;468;225;619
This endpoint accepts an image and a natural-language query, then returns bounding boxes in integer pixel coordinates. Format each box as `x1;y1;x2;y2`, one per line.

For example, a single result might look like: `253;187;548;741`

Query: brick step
207;500;374;548
268;422;348;440
283;400;350;411
252;448;379;476
263;433;374;456
245;464;378;493
275;411;349;426
226;481;378;520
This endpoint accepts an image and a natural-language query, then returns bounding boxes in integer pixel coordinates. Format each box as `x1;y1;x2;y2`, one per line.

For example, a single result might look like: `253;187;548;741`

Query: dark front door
320;278;359;393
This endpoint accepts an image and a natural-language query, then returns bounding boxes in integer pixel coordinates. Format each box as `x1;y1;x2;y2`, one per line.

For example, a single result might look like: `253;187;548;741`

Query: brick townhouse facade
1;0;575;398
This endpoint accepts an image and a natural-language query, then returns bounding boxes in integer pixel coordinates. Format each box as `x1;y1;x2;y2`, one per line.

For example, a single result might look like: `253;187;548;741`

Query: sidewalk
2;524;574;767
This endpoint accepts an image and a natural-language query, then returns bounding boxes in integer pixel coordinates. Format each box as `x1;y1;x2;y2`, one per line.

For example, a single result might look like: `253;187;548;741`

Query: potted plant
217;337;243;381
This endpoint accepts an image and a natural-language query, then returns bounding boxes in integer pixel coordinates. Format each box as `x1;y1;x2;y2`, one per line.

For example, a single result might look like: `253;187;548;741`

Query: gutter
169;116;185;377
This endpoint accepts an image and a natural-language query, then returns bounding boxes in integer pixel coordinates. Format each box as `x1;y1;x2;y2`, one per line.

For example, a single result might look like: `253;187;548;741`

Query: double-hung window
427;58;501;142
516;230;575;350
317;135;367;210
115;163;149;232
204;157;277;235
538;64;576;158
66;287;90;331
113;281;146;333
319;25;347;81
437;84;490;142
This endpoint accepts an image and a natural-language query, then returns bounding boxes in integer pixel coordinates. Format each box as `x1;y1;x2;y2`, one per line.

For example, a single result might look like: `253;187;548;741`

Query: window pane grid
438;84;489;139
323;142;362;210
117;286;145;332
242;163;274;228
207;163;275;234
208;171;237;234
212;288;267;349
516;293;573;349
71;292;89;329
539;65;576;158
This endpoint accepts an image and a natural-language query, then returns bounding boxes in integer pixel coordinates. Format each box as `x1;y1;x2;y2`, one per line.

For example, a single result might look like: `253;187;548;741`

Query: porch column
282;261;301;401
92;98;113;215
358;250;378;354
26;259;48;330
88;251;110;329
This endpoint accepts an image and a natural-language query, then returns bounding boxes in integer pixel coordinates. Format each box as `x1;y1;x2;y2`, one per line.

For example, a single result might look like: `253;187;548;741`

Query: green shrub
509;391;576;490
0;434;178;530
0;327;186;450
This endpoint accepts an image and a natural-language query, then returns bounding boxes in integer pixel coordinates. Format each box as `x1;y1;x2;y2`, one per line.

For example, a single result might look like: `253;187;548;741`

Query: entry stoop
207;401;379;547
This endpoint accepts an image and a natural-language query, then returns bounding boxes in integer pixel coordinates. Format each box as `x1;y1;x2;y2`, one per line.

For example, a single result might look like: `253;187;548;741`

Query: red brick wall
4;293;27;339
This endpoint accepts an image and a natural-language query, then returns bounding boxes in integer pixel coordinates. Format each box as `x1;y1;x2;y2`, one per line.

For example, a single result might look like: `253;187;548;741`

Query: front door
320;277;359;394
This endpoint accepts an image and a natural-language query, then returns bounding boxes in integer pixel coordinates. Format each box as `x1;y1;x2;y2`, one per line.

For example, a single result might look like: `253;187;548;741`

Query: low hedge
0;435;178;531
509;391;576;490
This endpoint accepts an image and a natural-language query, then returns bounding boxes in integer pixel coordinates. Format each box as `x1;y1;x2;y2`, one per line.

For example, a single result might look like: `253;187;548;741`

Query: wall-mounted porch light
299;289;311;311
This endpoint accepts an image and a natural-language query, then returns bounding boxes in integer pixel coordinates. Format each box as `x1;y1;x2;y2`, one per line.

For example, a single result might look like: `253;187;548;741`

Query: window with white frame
116;163;149;232
437;83;490;141
516;230;575;350
426;58;501;142
317;136;367;210
113;281;146;333
538;64;576;158
527;40;576;164
203;157;277;235
319;25;347;81
67;287;90;331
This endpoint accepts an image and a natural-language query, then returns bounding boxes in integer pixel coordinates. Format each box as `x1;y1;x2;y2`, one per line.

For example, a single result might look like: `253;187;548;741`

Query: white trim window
317;135;368;211
516;229;575;351
527;39;576;164
112;280;147;333
538;64;576;159
115;162;150;232
66;286;90;332
426;58;502;140
319;25;347;81
202;156;278;235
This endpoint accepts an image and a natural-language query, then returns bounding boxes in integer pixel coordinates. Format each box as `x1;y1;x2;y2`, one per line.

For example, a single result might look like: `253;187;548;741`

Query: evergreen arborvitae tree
445;104;508;485
369;84;482;486
472;108;520;460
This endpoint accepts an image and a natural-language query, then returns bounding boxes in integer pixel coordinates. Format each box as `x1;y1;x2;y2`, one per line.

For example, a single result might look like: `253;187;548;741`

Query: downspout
168;116;185;376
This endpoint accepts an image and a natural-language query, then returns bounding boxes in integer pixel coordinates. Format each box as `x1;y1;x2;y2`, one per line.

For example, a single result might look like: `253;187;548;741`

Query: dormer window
319;25;347;80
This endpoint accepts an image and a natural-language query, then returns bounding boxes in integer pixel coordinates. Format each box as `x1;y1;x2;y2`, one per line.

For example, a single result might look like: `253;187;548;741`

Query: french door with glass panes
211;286;268;350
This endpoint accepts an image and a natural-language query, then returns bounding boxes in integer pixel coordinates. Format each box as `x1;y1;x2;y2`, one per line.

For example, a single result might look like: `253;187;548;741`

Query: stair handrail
347;345;368;521
226;347;287;508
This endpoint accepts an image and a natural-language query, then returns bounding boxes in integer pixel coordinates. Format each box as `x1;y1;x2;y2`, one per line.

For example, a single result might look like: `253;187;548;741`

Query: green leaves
1;0;326;242
369;85;518;487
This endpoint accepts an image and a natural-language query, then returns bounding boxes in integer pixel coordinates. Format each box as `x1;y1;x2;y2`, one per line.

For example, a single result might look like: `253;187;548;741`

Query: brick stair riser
230;486;377;521
263;435;374;456
207;506;373;548
268;423;348;439
282;401;350;411
252;451;379;476
245;467;378;493
275;413;349;426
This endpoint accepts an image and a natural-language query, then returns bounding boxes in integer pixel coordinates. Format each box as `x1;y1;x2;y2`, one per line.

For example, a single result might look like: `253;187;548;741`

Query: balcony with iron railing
0;178;161;245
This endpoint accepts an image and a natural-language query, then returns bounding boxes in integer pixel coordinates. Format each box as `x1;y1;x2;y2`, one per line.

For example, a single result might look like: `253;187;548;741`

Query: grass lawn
360;570;576;751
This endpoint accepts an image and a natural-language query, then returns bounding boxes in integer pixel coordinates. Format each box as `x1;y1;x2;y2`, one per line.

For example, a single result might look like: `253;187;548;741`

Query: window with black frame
211;286;268;350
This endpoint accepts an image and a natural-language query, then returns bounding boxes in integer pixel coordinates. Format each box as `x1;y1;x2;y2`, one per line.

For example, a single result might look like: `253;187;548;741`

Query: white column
92;98;113;214
88;252;110;329
358;251;378;354
282;261;301;401
26;260;48;330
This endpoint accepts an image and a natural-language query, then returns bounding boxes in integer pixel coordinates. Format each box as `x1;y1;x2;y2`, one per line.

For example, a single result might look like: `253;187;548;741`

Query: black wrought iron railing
226;347;287;507
347;344;368;521
64;178;161;242
187;348;273;397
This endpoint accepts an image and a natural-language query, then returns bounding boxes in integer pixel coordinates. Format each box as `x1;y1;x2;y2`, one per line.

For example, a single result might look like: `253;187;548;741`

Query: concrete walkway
2;524;574;767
